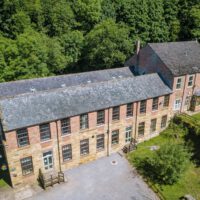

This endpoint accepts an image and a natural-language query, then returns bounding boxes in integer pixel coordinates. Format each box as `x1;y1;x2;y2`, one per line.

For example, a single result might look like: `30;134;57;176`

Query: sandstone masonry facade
0;41;200;188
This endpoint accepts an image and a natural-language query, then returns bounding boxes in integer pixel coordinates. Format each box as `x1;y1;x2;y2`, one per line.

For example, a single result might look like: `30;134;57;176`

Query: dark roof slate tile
0;73;171;132
149;41;200;76
0;67;134;98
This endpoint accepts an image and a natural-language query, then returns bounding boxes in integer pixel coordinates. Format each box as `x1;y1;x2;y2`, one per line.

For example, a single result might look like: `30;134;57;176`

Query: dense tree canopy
83;19;132;70
0;0;199;81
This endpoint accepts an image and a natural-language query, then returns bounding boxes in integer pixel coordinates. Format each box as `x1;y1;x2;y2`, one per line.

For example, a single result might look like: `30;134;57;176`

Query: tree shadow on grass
184;127;200;166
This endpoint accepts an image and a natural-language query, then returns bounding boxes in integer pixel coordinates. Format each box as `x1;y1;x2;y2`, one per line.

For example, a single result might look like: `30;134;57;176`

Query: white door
43;151;53;170
125;126;132;143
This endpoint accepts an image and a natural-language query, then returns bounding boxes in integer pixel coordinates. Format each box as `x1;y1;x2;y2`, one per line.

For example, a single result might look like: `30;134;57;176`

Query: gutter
107;108;110;157
134;102;139;141
56;121;62;172
180;75;188;112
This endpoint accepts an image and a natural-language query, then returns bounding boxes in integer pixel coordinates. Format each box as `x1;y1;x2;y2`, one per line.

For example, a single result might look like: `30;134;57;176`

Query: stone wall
128;46;200;114
171;73;200;113
127;45;174;88
4;95;172;187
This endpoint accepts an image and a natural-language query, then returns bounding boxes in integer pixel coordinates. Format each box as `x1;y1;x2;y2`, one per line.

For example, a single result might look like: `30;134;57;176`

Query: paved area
0;184;42;200
28;153;158;200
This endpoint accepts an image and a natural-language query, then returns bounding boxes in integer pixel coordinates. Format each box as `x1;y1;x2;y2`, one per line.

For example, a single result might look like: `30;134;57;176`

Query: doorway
43;151;53;170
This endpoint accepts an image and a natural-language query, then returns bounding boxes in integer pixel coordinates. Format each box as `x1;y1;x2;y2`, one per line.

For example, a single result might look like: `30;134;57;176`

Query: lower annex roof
0;67;134;98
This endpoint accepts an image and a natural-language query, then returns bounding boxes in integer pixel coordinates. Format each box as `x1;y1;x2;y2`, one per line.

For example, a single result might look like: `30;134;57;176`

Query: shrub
161;121;188;140
137;143;190;185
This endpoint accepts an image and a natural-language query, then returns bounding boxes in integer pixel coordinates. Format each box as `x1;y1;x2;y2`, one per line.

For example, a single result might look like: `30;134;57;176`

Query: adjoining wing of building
0;41;199;187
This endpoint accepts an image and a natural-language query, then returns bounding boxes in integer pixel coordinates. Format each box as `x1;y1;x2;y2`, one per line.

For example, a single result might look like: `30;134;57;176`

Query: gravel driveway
28;153;158;200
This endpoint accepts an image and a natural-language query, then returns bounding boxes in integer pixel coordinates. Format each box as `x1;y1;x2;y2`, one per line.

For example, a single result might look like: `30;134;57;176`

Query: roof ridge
0;73;158;100
148;40;199;45
0;66;128;86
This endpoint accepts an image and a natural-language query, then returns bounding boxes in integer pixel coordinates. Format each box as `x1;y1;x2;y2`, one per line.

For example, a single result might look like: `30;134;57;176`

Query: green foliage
71;0;102;31
163;0;180;41
3;30;50;81
174;114;200;135
178;0;200;40
189;3;200;39
83;19;132;70
40;0;76;37
128;128;200;199
174;114;200;165
138;143;190;185
59;31;84;65
161;120;188;139
0;0;199;81
0;29;84;81
101;0;116;20
54;30;84;73
147;0;169;42
10;11;31;37
115;0;150;43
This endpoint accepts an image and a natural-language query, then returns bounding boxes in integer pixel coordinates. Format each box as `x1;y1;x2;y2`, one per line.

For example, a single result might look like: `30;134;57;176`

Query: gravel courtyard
28;153;158;200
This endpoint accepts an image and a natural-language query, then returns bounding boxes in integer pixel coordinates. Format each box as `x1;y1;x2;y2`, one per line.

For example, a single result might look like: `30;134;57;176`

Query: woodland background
0;0;199;82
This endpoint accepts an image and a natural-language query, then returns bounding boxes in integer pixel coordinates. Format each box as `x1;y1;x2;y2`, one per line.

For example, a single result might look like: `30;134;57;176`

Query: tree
0;36;12;82
59;30;84;72
0;0;199;83
0;0;29;38
47;30;84;74
139;144;190;185
0;29;50;81
21;0;44;32
114;0;150;43
40;0;76;36
178;0;199;40
147;0;169;42
163;0;180;41
83;19;132;70
46;38;67;74
10;11;31;37
71;0;102;32
101;0;116;20
189;3;200;39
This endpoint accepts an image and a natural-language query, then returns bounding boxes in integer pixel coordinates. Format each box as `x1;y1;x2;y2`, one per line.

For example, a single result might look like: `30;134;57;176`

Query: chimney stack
136;40;140;55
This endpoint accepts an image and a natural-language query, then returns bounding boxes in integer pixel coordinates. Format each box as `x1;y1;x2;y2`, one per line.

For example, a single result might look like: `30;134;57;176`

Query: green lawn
127;122;200;200
0;179;8;188
193;113;200;121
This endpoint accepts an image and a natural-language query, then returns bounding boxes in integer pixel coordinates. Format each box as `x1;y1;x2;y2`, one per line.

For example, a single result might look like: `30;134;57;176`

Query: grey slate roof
149;41;200;76
0;73;171;132
0;67;134;98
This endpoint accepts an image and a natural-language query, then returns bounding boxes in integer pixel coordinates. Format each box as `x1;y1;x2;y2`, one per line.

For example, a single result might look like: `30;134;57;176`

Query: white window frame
188;75;194;87
161;115;167;128
96;134;105;151
150;118;157;134
43;151;53;170
61;118;71;135
80;139;89;155
111;130;119;145
62;144;72;161
174;99;181;110
80;114;89;130
125;126;132;143
176;78;182;89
